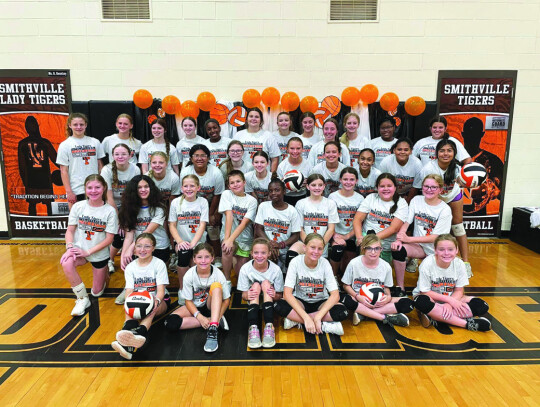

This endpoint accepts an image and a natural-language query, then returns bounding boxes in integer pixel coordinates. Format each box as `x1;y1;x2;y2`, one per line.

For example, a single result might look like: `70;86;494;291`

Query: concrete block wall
0;0;539;233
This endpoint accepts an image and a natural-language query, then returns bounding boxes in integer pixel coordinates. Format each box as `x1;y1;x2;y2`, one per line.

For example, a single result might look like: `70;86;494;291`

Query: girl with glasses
219;140;254;180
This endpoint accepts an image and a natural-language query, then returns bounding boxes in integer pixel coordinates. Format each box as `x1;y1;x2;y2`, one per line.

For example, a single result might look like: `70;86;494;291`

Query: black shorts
112;233;124;249
76;193;86;202
284;193;307;206
197;304;211;318
90;258;110;269
275;297;326;316
344;238;356;253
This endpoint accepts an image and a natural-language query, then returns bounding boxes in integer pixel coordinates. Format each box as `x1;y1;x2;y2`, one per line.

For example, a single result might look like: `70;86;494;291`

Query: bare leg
449;199;469;262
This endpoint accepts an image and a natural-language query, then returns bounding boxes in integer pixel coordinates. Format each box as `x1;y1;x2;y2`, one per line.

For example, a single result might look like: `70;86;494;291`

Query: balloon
261;87;281;107
404;96;426;116
197;92;216;112
180;100;200;118
300;96;319;113
341;87;361;107
133;89;153;109
379;92;400;112
161;95;180;115
242;89;261;109
359;84;379;105
281;91;300;111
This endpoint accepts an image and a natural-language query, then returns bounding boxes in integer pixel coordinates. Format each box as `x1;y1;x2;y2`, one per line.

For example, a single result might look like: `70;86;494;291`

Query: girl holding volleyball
139;118;180;176
308;118;351;167
111;233;170;360
273;111;299;163
60;174;117;316
102;114;141;165
276;137;312;206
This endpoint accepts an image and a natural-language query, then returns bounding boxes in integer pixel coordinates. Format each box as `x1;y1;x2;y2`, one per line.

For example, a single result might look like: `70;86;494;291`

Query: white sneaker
219;315;229;331
464;262;473;278
283;318;299;330
111;340;133;360
321;321;344;336
352;313;365;326
116;330;146;349
169;253;178;271
108;260;115;274
406;258;418;273
214;257;223;268
226;280;233;294
71;297;91;316
177;290;185;306
115;288;126;305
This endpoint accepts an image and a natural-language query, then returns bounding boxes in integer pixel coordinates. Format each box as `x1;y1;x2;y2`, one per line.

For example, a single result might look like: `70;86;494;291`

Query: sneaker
464;262;473;278
262;323;276;348
177;290;185;306
111;340;133;360
116;329;146;349
384;313;410;327
214;257;223;269
226;280;233;294
321;321;344;336
247;325;262;349
283;318;300;330
169;252;178;270
352;312;366;326
406;258;418;273
71;297;91;316
466;317;491;332
204;325;219;352
417;310;432;328
115;288;126;305
108;260;116;274
219;315;229;331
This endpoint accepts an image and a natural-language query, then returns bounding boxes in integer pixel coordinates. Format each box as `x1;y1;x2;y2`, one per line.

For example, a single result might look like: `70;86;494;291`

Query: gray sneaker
406;258;418;273
466;317;491;332
262;323;276;348
115;288;126;305
248;325;262;349
384;313;410;327
204;325;219;352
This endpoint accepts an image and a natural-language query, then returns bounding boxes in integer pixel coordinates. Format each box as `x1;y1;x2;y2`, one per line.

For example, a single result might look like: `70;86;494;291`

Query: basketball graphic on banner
210;103;230;125
228;105;247;127
321;96;341;117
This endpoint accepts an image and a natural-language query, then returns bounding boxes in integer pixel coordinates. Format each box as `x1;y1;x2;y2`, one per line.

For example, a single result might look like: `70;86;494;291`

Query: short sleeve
181;271;194;301
100;166;113;189
290;207;302;232
382;262;394;288
56;141;70;166
213;168;225;195
245;197;258;220
394;199;409;223
96;140;105;159
328;199;340;224
432;204;452;235
341;262;354;286
169;149;180;166
323;260;338;292
454;260;470;288
68;202;82;226
105;207;119;233
218;191;233;214
124;265;135;289
358;194;372;214
417;259;433;293
265;136;281;159
154;258;170;286
284;258;299;289
150;207;166;226
236;264;251;292
200;199;210;223
170;173;181;195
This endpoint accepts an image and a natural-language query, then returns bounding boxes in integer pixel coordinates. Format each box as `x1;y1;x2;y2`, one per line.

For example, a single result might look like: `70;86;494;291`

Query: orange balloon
242;89;261;109
404;96;426;116
161;95;180;115
281;92;300;111
380;92;400;112
341;87;361;107
133;89;153;109
300;96;319;113
360;84;379;105
197;92;216;112
261;87;281;107
180;100;200;118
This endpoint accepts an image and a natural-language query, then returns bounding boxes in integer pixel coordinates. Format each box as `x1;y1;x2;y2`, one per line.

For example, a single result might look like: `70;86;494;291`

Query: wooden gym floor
0;239;539;406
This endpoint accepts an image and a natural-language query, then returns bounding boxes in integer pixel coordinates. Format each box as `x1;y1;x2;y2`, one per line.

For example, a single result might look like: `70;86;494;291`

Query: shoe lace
263;324;274;337
249;326;260;339
207;326;218;340
466;318;478;331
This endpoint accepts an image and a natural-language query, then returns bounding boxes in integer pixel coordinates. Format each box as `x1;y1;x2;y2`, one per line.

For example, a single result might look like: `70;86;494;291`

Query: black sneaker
384;313;409;327
204;325;219;352
466;317;491;332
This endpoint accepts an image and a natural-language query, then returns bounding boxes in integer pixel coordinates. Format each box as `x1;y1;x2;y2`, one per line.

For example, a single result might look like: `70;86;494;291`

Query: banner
0;69;72;237
437;71;517;237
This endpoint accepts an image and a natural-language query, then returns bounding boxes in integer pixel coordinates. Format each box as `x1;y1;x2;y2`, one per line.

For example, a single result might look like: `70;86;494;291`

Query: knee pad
164;314;183;331
395;297;414;314
329;304;349;321
273;299;292;317
468;297;489;316
414;295;435;314
285;250;298;267
391;246;407;262
177;249;193;267
340;294;358;311
329;245;345;262
122;319;139;331
209;282;222;295
451;223;466;237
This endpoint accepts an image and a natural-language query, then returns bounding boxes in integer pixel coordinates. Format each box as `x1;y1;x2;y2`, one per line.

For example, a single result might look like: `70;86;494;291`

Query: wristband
156;298;161;306
194;311;200;318
66;242;74;249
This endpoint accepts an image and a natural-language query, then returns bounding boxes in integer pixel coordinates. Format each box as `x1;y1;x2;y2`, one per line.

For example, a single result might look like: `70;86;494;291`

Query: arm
376;218;403;241
60;165;76;203
208;195;221;226
270;157;278;173
353;211;367;245
141;163;148;174
322;223;335;246
224;216;251;246
98;159;103;173
189;221;207;248
106;190;116;209
172;164;180;176
168;221;183;250
121;230;135;269
254;223;267;239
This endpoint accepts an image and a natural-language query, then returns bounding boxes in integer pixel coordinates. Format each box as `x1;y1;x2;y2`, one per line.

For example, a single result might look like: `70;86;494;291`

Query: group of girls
58;110;490;360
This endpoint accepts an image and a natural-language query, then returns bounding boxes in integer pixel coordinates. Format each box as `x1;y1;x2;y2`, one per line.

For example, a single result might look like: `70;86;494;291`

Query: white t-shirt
358;193;409;251
101;163;140;208
296;197;340;256
233;129;281;162
180;165;225;203
147;171;181;202
342;136;369;168
134;206;170;250
139;140;180;170
168;196;209;243
328;191;365;235
284;255;338;303
218;190;258;251
68;200;118;262
245;170;272;203
413;160;461;203
356;167;381;197
299;134;322;160
255;202;302;254
342;256;393;292
176;135;206;167
124;257;169;294
310;162;347;197
101;134;142;165
379;155;423;196
413;136;470;166
219;160;254;180
276;158;312;197
181;266;231;308
203;137;232;168
237;260;284;292
413;254;469;297
57;136;105;195
273;131;299;163
407;196;452;256
369;137;396;169
308;140;351;168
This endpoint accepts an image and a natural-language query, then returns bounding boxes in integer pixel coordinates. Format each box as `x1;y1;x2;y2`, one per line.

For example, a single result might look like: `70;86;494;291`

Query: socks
72;282;87;299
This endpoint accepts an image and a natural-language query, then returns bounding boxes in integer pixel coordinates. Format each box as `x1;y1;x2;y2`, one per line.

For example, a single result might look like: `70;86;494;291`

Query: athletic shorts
90;258;110;269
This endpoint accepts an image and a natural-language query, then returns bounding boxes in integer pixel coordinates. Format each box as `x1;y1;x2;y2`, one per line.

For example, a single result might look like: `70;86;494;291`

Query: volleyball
458;163;487;188
314;107;332;128
282;169;305;192
228;105;247;127
124;290;155;320
359;283;386;305
210;103;230;125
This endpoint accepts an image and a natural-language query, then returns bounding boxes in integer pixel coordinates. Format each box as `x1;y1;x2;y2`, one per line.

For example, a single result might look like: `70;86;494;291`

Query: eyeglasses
422;185;439;191
193;154;208;159
135;245;153;250
365;246;382;253
229;150;243;154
